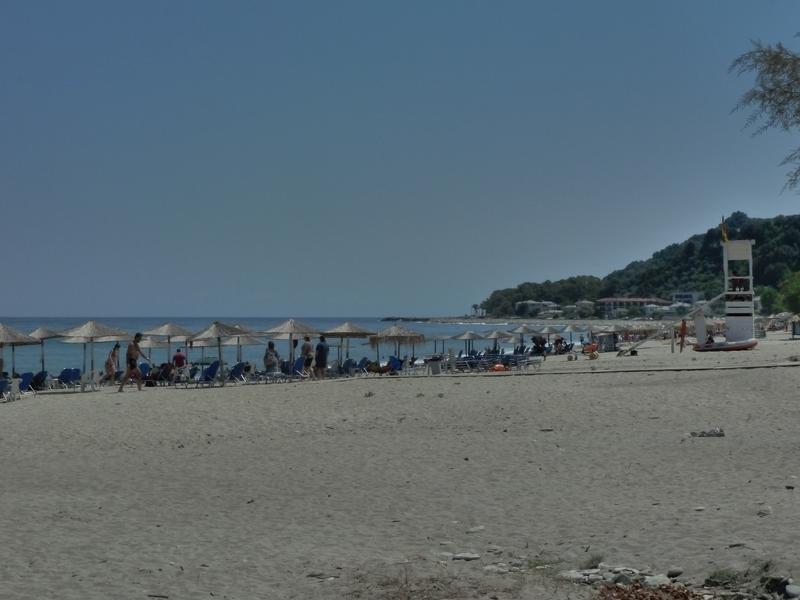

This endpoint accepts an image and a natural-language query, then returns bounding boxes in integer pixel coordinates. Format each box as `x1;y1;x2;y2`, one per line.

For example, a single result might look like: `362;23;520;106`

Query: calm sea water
0;317;558;375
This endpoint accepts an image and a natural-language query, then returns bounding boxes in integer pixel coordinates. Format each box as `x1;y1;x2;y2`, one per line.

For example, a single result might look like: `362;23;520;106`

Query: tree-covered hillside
481;212;800;316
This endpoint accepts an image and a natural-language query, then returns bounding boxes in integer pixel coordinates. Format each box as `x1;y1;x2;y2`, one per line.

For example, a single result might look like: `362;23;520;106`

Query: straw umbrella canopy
561;323;585;343
537;325;563;335
0;324;39;376
324;322;375;360
482;329;514;352
29;327;63;374
222;334;266;363
138;336;170;362
369;325;425;361
60;321;129;389
142;322;193;361
263;319;317;365
509;324;536;348
190;321;247;387
451;330;484;354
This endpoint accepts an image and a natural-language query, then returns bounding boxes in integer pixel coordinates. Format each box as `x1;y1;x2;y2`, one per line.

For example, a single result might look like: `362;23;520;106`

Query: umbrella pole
218;337;225;387
81;343;87;391
167;336;171;365
40;340;45;373
11;345;16;376
90;339;95;391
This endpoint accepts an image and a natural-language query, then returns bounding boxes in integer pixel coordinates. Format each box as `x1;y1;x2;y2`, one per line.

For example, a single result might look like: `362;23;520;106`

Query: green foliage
779;271;800;314
731;40;800;189
755;285;782;315
481;212;800;316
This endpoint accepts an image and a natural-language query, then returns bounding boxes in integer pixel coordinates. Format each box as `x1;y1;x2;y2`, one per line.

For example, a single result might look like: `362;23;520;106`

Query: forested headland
480;212;800;317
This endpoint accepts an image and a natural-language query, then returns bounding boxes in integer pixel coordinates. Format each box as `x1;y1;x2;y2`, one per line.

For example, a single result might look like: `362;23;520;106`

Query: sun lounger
196;361;220;387
227;362;247;384
291;357;310;380
18;372;35;396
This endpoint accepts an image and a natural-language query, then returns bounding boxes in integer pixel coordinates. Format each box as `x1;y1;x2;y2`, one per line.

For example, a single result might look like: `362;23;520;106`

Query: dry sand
2;332;800;599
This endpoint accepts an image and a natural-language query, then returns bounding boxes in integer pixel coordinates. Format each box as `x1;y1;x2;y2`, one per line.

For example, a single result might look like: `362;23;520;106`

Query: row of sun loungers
1;352;546;399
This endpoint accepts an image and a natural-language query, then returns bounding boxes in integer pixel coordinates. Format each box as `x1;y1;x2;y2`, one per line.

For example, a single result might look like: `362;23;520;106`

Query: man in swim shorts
118;332;149;392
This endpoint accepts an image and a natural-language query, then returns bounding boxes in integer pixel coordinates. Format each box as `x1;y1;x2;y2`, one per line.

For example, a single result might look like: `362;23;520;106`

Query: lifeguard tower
722;239;756;342
692;234;758;351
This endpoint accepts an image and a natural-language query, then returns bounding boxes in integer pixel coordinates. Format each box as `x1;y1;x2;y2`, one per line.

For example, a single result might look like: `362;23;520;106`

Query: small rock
587;574;604;583
644;574;672;587
364;391;374;398
613;573;632;585
452;553;481;561
509;559;525;568
307;571;326;578
557;570;586;582
483;565;509;574
439;541;454;545
466;525;485;534
668;567;684;578
756;506;773;517
785;584;800;598
690;428;725;437
694;506;706;511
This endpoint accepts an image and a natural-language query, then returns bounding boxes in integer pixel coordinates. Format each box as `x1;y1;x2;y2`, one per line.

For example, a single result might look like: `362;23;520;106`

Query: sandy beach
2;332;800;599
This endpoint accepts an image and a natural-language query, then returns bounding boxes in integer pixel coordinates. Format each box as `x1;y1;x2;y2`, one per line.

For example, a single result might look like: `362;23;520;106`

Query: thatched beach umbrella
222;334;265;363
369;325;425;361
263;319;317;365
190;321;247;387
142;322;193;362
452;330;484;354
482;329;514;352
60;321;129;390
509;324;536;348
29;327;63;374
0;324;39;376
138;336;170;362
537;325;563;336
561;323;586;343
324;322;375;360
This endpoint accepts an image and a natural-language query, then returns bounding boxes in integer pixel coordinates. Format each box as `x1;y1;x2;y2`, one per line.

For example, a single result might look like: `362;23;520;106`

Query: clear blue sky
2;1;799;317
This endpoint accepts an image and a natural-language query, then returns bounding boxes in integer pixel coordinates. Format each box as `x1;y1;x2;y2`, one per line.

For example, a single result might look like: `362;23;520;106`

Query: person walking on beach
679;319;688;353
314;335;329;378
300;336;314;376
100;343;120;385
118;333;149;392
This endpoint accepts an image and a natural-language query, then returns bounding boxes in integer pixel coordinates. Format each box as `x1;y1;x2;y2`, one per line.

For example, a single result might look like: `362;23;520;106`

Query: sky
2;1;800;317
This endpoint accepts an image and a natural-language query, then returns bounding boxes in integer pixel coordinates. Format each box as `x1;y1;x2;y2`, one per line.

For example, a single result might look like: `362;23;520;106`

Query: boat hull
692;339;758;352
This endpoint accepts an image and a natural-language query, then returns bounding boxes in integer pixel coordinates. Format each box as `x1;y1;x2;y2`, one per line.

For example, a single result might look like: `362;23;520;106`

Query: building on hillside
672;291;704;305
596;297;670;319
514;300;560;315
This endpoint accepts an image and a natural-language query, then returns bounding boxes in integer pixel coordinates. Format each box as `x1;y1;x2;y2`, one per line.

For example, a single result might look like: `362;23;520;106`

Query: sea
0;316;568;375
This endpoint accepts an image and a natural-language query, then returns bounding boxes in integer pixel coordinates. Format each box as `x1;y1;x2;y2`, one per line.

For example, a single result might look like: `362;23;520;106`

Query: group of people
97;332;332;389
101;333;190;391
263;335;330;378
